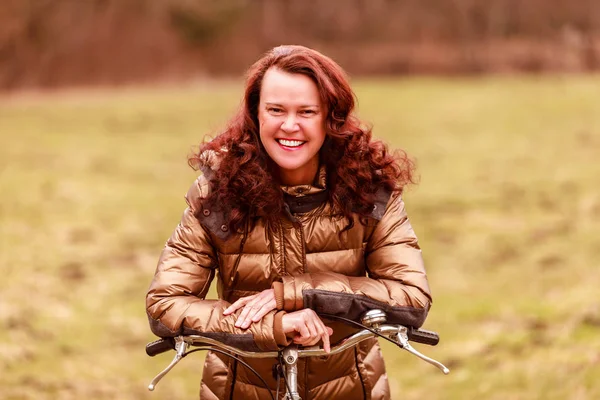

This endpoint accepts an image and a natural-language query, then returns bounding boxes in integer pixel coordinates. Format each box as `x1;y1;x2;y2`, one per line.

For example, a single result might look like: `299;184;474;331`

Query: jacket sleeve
146;177;289;351
271;192;432;328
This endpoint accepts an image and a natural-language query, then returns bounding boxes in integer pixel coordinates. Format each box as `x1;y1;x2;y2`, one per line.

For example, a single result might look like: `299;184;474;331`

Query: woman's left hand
223;289;277;329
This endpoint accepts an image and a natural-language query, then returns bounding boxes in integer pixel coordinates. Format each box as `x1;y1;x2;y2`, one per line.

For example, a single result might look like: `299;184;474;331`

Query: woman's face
258;67;327;186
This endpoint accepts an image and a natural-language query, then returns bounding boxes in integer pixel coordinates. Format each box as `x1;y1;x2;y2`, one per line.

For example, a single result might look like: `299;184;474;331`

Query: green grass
1;76;599;399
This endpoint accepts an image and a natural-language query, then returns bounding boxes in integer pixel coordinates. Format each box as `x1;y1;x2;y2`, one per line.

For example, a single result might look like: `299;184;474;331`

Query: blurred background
2;0;600;88
1;1;599;399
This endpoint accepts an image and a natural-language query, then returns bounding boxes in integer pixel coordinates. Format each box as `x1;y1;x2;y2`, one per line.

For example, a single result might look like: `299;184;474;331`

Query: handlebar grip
407;327;439;346
146;338;175;356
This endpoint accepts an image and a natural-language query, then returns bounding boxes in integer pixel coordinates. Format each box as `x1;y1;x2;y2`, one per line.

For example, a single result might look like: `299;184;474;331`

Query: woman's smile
276;138;306;149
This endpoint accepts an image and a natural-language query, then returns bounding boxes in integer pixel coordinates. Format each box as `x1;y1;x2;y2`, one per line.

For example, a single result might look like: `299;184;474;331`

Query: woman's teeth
277;139;304;147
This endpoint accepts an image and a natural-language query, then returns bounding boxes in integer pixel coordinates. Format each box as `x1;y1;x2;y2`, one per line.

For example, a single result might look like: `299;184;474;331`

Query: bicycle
146;309;450;400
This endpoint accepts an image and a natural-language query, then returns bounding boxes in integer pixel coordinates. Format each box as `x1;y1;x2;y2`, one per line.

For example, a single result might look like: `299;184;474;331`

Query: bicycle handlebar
407;326;440;346
147;337;175;357
146;310;450;392
146;325;439;357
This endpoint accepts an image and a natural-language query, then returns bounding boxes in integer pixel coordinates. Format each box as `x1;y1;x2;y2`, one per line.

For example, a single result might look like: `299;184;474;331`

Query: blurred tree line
1;0;599;90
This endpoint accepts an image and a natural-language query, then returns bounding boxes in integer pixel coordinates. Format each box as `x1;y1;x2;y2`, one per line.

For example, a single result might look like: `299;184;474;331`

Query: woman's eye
301;110;315;115
268;107;283;113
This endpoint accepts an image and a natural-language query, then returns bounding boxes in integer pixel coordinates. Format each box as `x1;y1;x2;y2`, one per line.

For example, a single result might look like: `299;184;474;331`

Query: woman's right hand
281;309;333;353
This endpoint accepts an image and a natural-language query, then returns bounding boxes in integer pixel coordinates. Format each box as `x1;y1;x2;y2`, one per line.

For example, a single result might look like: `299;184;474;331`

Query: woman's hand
223;289;277;329
282;309;333;353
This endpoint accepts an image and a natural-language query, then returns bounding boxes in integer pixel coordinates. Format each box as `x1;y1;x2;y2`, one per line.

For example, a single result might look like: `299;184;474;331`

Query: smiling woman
146;45;431;400
258;67;327;185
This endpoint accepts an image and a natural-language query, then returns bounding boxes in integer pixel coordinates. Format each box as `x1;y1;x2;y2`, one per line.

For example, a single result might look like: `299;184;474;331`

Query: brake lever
396;327;450;374
148;337;189;391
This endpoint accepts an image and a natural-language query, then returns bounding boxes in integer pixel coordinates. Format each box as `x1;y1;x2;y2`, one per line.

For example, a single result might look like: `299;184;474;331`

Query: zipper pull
283;203;301;227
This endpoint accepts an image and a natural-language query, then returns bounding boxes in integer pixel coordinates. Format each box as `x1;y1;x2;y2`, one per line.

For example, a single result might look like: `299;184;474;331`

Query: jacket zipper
297;216;306;273
229;220;249;286
286;205;306;273
278;220;286;275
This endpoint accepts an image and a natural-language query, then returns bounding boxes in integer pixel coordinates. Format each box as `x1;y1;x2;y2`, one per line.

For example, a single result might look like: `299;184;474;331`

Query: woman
146;45;432;400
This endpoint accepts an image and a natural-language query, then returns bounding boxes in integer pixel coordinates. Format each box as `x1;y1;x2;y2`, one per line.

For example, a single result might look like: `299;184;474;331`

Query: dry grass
1;75;599;399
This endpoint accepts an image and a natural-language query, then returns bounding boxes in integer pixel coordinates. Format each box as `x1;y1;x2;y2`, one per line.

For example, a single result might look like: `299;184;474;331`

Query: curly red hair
189;45;415;233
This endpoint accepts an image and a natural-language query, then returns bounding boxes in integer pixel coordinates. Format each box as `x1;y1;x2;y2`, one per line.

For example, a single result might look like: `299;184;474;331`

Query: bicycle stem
282;345;302;400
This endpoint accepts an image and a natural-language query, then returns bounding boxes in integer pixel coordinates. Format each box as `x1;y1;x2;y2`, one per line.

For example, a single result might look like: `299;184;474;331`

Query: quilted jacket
146;166;432;399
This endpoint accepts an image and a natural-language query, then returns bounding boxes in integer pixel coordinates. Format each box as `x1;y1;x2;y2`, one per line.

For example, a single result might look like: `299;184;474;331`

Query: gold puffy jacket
146;168;432;399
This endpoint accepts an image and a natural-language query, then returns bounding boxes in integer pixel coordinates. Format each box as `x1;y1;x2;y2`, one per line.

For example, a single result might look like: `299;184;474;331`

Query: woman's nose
281;113;300;133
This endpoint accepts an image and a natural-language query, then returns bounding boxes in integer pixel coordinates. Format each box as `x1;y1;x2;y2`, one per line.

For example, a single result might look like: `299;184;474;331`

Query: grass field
1;75;599;400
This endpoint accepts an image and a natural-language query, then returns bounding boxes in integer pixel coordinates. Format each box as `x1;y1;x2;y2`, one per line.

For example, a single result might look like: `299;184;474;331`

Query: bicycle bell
361;309;387;328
